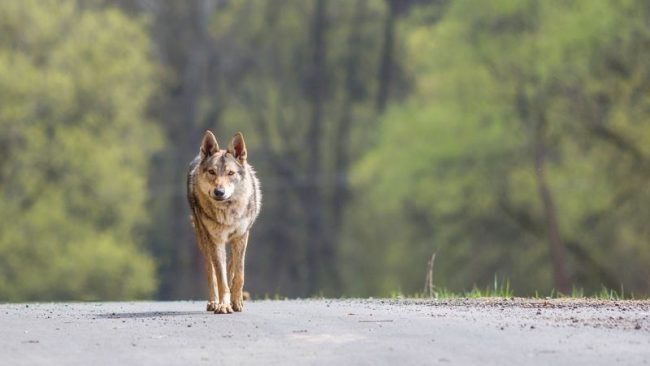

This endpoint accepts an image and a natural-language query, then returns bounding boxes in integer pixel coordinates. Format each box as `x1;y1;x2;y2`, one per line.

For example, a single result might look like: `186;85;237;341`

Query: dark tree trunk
328;0;368;293
498;198;618;291
142;0;218;299
376;0;396;113
516;88;570;294
304;0;328;294
534;112;571;294
533;112;570;294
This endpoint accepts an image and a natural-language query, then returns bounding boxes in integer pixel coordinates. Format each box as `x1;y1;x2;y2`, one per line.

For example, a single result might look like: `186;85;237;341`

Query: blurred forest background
1;0;649;301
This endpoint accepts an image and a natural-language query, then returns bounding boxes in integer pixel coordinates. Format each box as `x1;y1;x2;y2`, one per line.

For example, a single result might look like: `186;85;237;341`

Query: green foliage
346;0;650;296
0;0;160;301
2;0;649;301
200;0;390;296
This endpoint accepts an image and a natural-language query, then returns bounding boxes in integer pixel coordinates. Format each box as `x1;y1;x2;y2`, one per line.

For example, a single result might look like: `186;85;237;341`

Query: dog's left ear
228;132;247;163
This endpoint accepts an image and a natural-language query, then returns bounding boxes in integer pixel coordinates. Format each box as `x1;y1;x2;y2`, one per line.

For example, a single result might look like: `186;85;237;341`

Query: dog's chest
198;201;253;239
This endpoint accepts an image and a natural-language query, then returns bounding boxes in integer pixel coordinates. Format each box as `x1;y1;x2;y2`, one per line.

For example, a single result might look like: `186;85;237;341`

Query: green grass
400;275;640;300
392;275;514;299
260;277;640;300
594;285;625;300
435;275;513;299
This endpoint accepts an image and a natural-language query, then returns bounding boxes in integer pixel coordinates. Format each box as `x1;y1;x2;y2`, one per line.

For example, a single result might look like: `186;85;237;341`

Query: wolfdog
187;131;261;314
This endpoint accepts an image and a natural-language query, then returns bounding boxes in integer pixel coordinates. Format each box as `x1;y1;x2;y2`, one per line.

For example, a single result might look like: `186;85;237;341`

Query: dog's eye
207;169;216;175
227;170;235;176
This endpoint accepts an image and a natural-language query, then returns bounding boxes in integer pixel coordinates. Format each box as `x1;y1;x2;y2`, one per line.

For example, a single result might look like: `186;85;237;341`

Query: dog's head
197;130;248;202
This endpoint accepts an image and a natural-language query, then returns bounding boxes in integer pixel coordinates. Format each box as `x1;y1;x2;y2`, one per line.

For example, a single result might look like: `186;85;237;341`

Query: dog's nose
214;187;226;198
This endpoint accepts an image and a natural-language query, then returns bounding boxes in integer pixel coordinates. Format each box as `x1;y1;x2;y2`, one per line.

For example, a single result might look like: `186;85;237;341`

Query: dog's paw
214;303;234;314
231;297;244;312
206;301;218;312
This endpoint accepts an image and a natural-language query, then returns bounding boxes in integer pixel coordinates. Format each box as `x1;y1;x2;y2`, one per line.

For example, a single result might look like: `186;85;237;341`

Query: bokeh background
1;0;649;301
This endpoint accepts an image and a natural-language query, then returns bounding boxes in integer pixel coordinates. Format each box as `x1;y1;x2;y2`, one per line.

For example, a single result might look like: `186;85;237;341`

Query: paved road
1;299;649;365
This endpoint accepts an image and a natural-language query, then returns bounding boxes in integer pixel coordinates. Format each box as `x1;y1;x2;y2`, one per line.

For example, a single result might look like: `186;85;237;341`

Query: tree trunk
328;0;368;293
304;0;328;294
498;198;618;291
143;0;218;299
376;0;396;113
516;88;570;294
533;110;570;294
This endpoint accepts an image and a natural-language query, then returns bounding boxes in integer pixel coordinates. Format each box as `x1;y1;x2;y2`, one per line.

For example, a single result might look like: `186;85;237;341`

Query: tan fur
187;131;261;314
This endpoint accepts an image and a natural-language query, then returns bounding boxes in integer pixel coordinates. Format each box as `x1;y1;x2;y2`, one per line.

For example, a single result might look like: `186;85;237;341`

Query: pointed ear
200;130;220;159
227;132;247;163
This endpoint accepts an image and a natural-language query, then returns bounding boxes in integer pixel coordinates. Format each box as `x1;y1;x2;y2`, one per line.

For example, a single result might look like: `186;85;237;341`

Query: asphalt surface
1;298;649;365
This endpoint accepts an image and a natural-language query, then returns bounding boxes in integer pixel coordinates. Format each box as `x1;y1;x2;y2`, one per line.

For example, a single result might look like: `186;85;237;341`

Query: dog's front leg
229;232;248;312
212;241;233;314
193;219;219;311
202;255;219;311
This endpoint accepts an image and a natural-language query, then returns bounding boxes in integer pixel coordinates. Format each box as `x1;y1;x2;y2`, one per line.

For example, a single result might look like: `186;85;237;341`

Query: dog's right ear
200;130;220;159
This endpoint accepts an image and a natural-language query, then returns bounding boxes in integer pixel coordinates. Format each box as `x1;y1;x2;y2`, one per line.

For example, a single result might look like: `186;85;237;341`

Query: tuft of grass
414;253;643;300
464;275;513;298
570;286;585;298
411;275;640;300
390;289;405;299
415;275;513;299
430;287;457;299
594;285;622;300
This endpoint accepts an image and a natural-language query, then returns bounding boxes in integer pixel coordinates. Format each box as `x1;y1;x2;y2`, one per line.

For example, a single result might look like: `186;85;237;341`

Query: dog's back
187;155;201;217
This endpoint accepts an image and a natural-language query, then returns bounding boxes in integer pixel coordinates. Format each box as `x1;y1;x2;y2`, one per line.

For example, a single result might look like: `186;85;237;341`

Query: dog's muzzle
212;187;227;201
